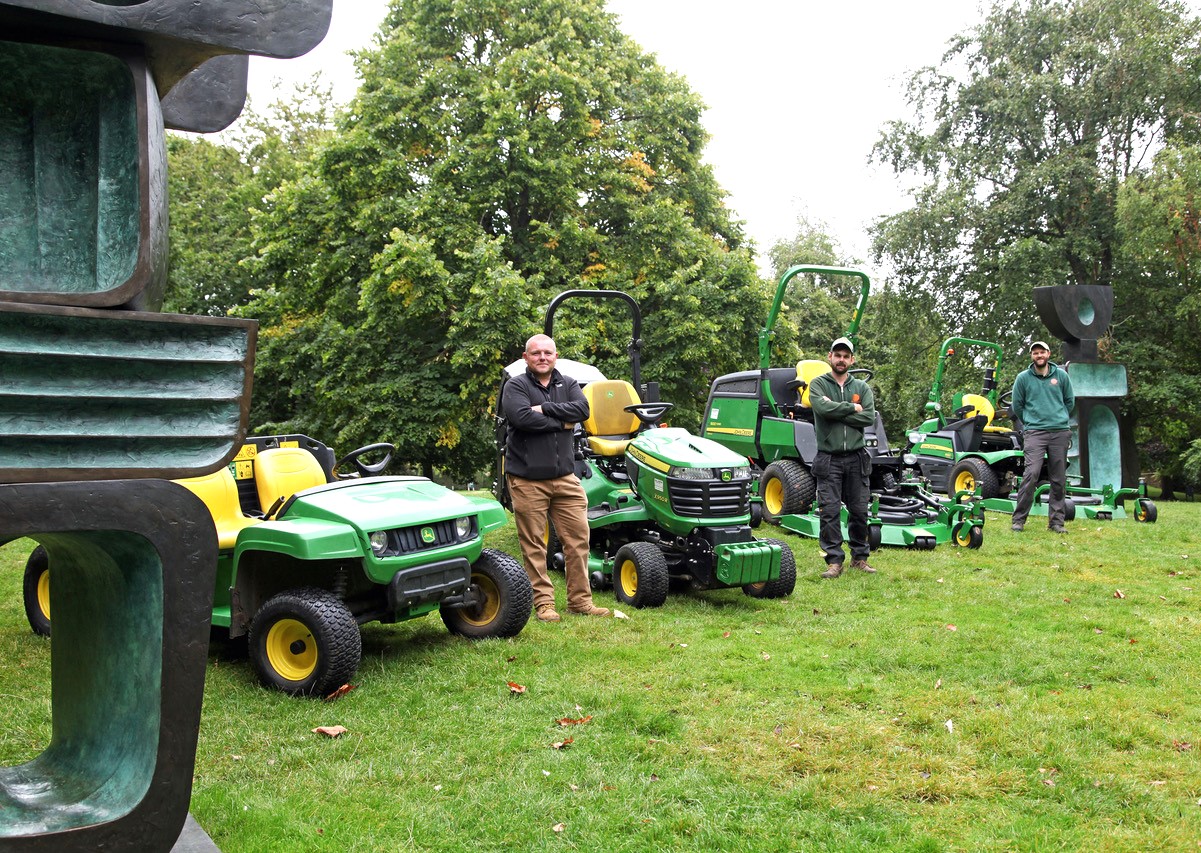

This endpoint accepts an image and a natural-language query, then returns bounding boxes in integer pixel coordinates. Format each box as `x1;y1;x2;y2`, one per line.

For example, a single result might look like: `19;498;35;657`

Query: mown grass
1;504;1200;851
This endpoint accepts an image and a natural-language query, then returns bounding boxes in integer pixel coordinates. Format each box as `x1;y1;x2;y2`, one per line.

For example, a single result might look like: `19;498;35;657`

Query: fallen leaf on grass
508;681;527;695
557;715;593;726
773;725;783;735
324;683;356;701
434;784;442;791
312;725;348;738
552;823;565;833
1094;628;1103;634
507;655;518;662
935;678;942;690
551;738;574;750
866;784;879;791
1114;589;1125;599
650;774;659;781
613;609;629;620
937;578;944;583
569;783;579;791
722;631;731;638
232;755;243;761
945;624;957;631
542;770;550;777
761;652;771;661
1077;684;1093;690
1129;638;1138;644
1042;778;1056;787
1150;780;1166;786
944;719;954;733
1173;741;1192;752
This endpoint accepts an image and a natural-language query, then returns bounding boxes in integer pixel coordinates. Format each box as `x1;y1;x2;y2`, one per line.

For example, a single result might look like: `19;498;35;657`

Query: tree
243;0;768;475
165;77;336;316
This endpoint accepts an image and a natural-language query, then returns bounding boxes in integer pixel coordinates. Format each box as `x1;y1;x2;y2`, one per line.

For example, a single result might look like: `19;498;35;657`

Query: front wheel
1134;497;1158;523
441;548;533;638
249;588;361;697
23;546;51;637
952;522;984;549
613;542;669;609
742;538;796;599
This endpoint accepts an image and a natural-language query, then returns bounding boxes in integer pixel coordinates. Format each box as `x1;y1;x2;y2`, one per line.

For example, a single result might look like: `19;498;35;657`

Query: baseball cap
1030;340;1050;352
830;336;854;353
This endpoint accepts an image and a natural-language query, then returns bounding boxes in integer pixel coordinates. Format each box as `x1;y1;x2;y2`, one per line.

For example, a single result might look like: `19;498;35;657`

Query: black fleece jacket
502;368;590;480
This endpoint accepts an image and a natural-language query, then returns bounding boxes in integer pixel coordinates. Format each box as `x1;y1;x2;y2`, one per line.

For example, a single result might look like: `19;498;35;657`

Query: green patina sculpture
0;2;332;849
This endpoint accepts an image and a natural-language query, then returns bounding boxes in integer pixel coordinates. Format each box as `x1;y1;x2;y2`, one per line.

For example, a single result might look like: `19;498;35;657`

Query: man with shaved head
502;334;610;621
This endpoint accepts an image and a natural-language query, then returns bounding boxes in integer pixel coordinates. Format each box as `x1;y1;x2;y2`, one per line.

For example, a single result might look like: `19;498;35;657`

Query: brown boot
851;559;876;574
536;605;561;622
821;563;843;579
567;603;611;617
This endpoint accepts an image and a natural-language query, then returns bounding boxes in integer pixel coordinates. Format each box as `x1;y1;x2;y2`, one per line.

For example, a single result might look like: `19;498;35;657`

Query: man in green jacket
809;337;877;578
1010;340;1075;534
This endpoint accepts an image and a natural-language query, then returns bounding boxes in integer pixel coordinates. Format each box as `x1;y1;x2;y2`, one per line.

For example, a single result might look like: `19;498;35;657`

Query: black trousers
815;449;871;565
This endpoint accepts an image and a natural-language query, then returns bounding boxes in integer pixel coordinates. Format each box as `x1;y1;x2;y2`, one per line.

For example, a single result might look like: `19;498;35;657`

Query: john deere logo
421;527;436;543
721;470;732;482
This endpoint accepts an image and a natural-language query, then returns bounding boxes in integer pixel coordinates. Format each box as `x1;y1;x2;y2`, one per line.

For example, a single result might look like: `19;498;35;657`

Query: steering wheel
848;368;874;382
998;390;1013;408
624;401;673;426
334;442;394;479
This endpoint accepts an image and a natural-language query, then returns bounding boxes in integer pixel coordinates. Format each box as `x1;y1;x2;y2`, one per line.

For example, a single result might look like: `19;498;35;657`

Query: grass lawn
2;503;1200;851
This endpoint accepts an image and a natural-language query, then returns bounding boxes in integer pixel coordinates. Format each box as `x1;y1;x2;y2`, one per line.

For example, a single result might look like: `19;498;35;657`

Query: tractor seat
960;392;1015;435
785;359;832;409
582;379;642;456
175;466;260;549
254;447;329;517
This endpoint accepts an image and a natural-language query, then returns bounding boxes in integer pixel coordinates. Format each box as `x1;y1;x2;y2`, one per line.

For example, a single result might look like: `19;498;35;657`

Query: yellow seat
960;393;995;427
582;380;642;456
254;447;328;516
175;466;260;549
795;359;831;408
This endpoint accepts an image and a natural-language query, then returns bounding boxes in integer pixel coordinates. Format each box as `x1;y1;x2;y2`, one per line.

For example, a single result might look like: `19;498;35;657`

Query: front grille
390;519;468;554
668;479;748;518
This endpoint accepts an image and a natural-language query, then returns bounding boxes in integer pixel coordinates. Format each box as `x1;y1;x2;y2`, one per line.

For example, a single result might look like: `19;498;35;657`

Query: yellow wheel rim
37;569;50;621
266;618;317;682
459;572;501;627
955;526;970;547
763;478;784;515
619;558;638;597
953;470;976;493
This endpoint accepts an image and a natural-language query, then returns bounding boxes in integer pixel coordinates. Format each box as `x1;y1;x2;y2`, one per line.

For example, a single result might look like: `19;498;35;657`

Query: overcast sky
242;1;988;274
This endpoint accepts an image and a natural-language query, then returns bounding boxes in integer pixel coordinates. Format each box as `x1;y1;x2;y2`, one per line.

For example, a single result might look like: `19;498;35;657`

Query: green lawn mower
495;290;795;607
24;434;532;696
701;265;985;551
906;337;1156;523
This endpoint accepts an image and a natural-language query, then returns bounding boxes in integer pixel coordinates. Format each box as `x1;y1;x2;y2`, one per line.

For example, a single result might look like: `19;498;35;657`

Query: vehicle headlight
454;516;474;540
902;453;918;466
369;530;389;555
908;432;924;445
670;466;715;480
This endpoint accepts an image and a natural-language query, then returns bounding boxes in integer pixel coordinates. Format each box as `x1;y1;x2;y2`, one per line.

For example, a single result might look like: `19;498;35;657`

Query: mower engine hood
629;428;751;472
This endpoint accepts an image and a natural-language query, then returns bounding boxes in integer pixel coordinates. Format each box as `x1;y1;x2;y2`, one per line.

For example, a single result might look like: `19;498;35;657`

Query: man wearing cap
809;337;877;578
1010;340;1075;534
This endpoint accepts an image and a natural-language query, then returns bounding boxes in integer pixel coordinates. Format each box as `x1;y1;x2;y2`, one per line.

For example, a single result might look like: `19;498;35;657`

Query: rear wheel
441;549;533;638
1134;497;1158;523
23;546;51;637
742;538;796;599
613;542;669;609
947;457;1000;499
760;460;816;524
249;588;361;696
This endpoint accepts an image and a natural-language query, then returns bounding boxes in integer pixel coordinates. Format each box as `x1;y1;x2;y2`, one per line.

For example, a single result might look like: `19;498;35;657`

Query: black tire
947;457;1000;499
613;542;669;609
749;500;763;529
441;548;533;639
1063;497;1076;522
952;522;984;549
545;518;564;571
249;588;361;697
1134;498;1158;523
23;546;51;637
760;460;816;524
868;524;883;551
742;538;796;599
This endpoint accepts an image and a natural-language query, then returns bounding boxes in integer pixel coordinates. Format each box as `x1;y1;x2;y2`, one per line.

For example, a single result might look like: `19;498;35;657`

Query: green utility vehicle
907;337;1157;522
701;265;985;550
24;434;532;696
496;290;795;607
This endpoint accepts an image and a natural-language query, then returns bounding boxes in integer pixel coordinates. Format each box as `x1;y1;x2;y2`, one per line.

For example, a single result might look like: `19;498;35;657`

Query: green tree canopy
243;0;768;477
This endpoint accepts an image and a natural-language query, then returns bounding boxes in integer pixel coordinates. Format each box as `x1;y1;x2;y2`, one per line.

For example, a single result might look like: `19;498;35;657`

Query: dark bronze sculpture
0;1;333;849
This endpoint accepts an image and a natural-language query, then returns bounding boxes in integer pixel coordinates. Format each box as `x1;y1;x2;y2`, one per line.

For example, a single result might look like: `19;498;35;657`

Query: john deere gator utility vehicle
25;434;532;696
701;265;985;550
906;337;1156;523
495;290;795;607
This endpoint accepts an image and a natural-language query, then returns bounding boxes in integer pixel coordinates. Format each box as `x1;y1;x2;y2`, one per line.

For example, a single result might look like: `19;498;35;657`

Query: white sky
242;1;988;274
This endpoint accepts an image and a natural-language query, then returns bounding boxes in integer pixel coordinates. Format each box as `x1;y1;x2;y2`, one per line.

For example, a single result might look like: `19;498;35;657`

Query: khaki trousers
507;474;594;611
